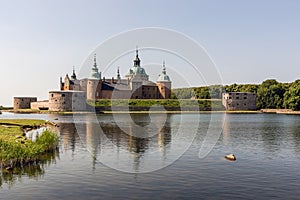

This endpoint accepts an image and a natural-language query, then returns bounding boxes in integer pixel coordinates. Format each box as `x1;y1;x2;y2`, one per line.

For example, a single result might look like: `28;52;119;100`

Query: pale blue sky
0;0;299;106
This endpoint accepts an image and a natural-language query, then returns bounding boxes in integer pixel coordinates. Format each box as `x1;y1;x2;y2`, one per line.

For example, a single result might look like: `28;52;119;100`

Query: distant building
222;92;256;110
60;49;172;100
14;97;37;109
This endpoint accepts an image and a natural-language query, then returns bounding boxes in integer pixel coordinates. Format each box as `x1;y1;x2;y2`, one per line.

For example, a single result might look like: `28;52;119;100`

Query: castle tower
71;66;77;80
87;54;102;100
64;74;71;90
156;61;172;99
116;67;121;82
60;77;63;90
125;47;149;81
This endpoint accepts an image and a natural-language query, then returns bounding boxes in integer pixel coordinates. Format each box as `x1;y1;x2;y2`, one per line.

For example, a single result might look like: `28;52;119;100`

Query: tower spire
71;66;77;80
89;53;101;80
134;46;140;67
162;61;166;75
157;60;171;82
93;53;97;68
117;67;121;80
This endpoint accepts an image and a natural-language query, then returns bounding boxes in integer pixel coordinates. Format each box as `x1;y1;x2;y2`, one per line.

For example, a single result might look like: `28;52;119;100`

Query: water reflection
0;150;59;188
2;114;300;198
281;115;300;154
259;115;282;153
57;123;80;153
73;114;172;172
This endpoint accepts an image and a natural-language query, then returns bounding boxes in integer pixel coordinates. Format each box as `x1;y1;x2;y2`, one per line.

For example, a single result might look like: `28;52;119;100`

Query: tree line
172;79;300;110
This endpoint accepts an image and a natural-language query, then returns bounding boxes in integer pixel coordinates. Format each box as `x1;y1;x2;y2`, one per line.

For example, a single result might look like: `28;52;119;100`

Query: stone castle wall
49;91;86;111
31;100;49;110
14;97;37;109
157;82;172;99
222;92;256;111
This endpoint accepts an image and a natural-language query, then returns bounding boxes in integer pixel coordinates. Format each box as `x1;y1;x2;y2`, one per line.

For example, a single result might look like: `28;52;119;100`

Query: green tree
256;79;286;109
172;88;193;99
283;80;300;110
193;87;210;99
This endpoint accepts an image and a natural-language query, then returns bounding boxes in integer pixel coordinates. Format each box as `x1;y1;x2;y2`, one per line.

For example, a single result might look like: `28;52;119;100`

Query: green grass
0;119;59;168
87;99;224;110
0;119;46;127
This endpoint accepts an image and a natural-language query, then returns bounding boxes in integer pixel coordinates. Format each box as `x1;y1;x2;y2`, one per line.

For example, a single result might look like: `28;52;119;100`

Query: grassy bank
0;119;59;169
87;99;224;111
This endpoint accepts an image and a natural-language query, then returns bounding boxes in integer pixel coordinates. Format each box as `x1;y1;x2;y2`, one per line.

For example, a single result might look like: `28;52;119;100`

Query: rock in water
225;154;236;161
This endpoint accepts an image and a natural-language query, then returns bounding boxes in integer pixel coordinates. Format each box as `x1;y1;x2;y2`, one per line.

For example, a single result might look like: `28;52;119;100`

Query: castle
222;92;256;111
14;49;172;111
60;49;172;100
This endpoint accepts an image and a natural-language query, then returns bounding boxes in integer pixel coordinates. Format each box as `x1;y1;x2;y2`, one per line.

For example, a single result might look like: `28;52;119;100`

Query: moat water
1;112;300;199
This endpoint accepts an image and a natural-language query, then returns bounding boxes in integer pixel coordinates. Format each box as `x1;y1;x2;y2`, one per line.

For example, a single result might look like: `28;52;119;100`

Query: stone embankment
260;109;300;115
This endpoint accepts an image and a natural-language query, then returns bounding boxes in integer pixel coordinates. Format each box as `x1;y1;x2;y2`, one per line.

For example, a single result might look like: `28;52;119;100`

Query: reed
0;119;59;168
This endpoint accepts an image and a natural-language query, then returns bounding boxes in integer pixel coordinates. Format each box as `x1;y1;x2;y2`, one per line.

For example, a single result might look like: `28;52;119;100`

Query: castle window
244;97;247;99
236;97;239;99
229;97;232;99
51;94;54;97
62;94;65;97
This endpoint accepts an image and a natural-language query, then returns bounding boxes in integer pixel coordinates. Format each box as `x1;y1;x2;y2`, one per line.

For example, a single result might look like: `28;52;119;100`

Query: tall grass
0;119;59;168
0;130;59;168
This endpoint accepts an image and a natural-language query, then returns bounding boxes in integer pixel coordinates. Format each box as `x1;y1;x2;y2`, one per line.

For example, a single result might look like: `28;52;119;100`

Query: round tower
87;54;102;100
156;61;172;99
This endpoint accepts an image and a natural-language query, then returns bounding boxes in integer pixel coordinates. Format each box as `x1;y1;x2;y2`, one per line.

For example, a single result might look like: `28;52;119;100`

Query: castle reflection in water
56;114;172;170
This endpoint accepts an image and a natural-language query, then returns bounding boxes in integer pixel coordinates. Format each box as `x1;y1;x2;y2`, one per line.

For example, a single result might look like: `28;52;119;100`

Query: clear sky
0;0;299;106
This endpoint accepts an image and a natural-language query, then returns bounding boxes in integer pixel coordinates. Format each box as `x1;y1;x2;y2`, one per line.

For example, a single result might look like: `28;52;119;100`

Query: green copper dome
126;48;149;80
157;61;171;82
89;54;101;80
128;65;148;76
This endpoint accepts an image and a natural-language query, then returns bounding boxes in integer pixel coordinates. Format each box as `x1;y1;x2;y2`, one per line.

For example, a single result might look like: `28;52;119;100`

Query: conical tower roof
157;61;171;82
89;54;101;80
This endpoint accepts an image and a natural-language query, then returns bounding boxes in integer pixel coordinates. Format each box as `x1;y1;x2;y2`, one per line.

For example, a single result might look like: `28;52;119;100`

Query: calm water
1;112;300;199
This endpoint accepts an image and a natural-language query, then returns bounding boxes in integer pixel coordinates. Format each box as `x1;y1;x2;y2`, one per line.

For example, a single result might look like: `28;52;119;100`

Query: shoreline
3;109;300;115
260;109;300;115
